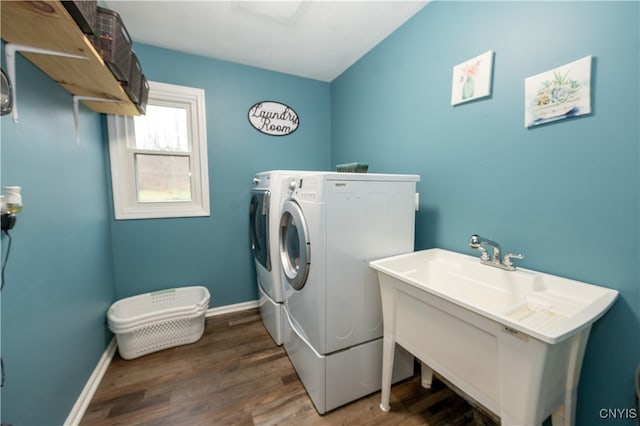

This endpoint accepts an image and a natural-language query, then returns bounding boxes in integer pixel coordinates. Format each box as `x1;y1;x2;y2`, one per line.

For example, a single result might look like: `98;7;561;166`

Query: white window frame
108;81;210;220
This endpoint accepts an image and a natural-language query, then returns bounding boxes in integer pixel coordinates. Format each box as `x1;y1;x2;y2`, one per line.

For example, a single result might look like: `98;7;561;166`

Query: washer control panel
292;175;320;201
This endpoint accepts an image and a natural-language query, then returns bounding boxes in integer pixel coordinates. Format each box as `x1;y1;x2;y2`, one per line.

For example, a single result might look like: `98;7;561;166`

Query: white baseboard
64;337;117;426
206;299;259;317
64;299;259;424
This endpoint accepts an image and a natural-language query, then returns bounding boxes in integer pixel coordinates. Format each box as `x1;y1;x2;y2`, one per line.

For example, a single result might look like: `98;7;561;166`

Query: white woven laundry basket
107;286;210;359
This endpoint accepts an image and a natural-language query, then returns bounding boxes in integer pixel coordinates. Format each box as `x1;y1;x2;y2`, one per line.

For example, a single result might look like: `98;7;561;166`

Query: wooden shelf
1;1;139;116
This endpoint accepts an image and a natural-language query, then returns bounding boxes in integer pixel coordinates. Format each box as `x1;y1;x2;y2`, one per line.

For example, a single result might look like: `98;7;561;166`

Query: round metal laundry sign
248;101;299;136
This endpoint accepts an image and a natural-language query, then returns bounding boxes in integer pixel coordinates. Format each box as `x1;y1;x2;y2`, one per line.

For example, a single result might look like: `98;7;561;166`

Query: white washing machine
279;172;419;413
249;170;313;345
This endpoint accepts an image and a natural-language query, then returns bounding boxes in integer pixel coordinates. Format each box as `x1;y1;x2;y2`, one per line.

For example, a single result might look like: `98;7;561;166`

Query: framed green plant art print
525;55;592;127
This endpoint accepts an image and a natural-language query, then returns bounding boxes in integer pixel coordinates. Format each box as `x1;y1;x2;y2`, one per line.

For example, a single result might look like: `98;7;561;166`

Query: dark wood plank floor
81;309;499;425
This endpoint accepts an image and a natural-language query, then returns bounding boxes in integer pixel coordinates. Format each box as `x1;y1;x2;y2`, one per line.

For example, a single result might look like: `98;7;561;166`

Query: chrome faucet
469;234;523;271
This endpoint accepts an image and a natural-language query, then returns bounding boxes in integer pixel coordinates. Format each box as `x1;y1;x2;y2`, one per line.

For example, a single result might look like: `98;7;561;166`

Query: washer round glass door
250;189;270;271
279;200;310;290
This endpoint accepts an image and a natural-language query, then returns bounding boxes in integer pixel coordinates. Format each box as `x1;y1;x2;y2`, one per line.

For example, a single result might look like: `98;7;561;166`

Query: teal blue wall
2;2;638;424
110;44;331;302
0;53;115;424
331;2;639;424
0;44;330;425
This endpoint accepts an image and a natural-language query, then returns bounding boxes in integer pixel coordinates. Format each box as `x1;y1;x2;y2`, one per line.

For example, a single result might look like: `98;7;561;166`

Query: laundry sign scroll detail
248;101;299;136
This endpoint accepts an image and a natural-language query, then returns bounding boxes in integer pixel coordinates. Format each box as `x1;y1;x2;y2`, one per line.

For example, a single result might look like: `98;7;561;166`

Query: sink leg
421;362;433;389
551;390;577;426
551;402;567;426
380;335;395;412
551;328;588;426
500;413;542;426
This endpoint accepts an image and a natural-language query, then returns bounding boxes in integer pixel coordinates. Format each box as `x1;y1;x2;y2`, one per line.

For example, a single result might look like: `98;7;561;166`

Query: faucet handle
503;253;524;267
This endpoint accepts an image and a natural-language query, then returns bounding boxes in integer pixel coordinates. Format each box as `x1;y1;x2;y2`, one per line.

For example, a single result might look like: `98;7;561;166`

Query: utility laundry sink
369;248;618;426
371;248;618;344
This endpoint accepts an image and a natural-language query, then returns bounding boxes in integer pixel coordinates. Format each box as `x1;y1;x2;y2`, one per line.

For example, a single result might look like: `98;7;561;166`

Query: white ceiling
100;1;429;82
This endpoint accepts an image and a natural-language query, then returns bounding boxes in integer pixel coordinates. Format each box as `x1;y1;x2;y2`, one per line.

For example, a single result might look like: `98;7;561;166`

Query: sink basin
370;248;618;425
370;248;617;344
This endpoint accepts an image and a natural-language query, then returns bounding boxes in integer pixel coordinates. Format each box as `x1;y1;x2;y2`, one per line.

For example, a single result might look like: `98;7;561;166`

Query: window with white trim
108;81;210;220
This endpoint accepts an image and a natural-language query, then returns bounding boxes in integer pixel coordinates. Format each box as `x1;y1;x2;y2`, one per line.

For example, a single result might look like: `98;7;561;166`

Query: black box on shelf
62;1;97;35
137;76;149;114
92;6;133;83
124;52;149;114
125;52;143;103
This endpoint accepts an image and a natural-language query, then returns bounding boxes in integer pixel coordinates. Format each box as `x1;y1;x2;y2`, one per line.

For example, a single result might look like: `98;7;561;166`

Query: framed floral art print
451;50;494;106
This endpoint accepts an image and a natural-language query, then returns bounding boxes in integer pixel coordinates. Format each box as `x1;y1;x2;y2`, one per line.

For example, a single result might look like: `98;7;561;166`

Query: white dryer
279;172;419;413
249;170;313;345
